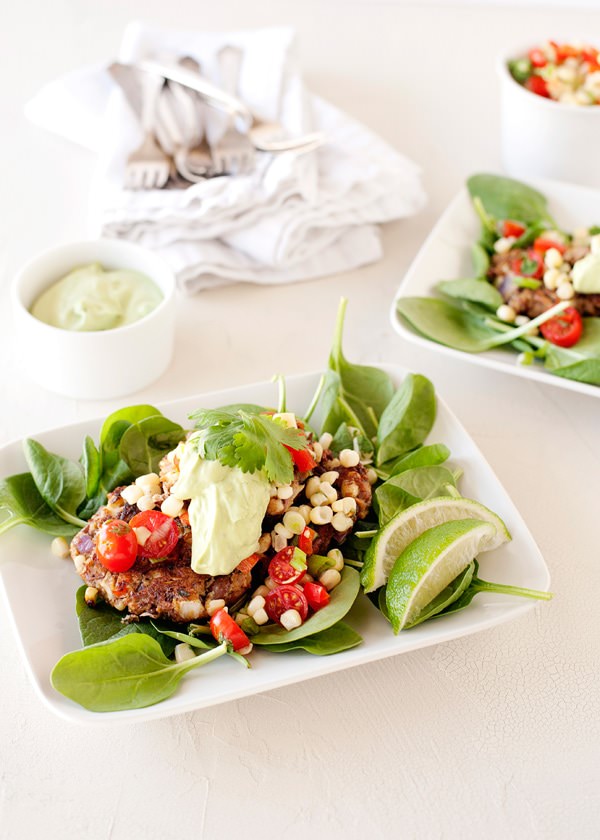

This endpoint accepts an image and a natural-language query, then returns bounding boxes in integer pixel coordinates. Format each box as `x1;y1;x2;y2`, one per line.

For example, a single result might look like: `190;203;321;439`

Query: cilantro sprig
189;404;309;485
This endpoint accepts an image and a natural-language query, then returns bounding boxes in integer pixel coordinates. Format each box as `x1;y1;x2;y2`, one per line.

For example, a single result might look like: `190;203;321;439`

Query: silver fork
124;73;171;190
210;46;255;175
173;57;215;180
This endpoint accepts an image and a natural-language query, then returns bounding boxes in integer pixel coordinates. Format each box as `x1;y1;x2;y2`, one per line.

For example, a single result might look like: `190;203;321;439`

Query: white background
0;2;599;839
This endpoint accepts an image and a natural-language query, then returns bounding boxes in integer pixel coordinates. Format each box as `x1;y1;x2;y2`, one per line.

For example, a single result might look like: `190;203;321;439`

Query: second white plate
391;176;600;398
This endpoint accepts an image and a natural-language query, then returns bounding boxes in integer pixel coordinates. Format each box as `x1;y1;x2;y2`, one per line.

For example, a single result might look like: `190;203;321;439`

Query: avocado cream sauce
571;253;600;295
30;262;163;331
171;435;271;577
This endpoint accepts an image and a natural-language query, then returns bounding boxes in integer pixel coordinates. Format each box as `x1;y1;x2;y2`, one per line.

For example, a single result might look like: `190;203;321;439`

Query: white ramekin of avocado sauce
12;239;176;399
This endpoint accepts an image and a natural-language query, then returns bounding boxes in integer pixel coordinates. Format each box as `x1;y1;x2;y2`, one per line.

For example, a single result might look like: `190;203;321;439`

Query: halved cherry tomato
265;584;309;623
502;220;526;238
540;307;583;348
209;609;251;652
528;48;547;68
96;519;138;572
510;248;544;279
284;444;316;472
298;526;316;556
129;510;179;558
268;546;307;586
525;75;550;98
303;581;330;612
533;236;566;255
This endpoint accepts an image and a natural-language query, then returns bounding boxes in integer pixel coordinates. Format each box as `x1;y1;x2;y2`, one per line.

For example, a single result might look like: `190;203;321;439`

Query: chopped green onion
513;276;542;290
238;616;260;636
291;546;307;571
517;351;534;366
307;554;336;577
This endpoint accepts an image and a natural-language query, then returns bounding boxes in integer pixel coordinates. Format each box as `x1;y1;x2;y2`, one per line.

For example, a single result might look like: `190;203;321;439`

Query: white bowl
12;239;176;400
498;44;600;188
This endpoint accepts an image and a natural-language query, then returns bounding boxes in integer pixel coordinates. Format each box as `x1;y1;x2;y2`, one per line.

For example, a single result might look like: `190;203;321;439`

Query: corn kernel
319;481;338;504
121;484;145;505
50;537;70;559
206;599;226;617
310;505;334;526
319;569;342;590
332;512;353;532
161;495;184;517
339;449;360;468
496;304;516;323
252;608;269;625
280;609;302;631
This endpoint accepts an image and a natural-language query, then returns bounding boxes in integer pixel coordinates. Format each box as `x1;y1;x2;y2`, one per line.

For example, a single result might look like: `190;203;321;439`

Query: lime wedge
386;518;502;632
361;496;510;593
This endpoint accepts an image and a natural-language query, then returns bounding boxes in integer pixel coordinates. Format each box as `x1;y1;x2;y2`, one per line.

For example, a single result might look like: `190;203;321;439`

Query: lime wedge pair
361;497;511;632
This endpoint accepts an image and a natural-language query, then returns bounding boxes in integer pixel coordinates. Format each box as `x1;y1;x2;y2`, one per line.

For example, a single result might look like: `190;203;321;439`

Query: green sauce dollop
171;435;271;577
30;262;163;331
572;253;600;294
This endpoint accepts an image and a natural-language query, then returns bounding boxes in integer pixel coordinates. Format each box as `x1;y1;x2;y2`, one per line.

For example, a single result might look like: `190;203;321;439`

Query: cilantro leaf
189;406;309;484
519;256;538;276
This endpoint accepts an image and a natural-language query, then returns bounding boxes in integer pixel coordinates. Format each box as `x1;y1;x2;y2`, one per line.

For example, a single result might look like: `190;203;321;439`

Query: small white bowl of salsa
12;239;176;399
498;39;600;188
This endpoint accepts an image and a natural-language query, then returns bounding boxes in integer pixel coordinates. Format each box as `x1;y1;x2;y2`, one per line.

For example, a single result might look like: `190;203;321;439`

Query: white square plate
391;177;600;398
0;368;550;724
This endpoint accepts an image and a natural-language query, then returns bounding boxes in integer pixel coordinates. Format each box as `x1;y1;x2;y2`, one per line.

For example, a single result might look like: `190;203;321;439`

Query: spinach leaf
75;587;177;656
434;561;552;619
547;358;600;385
543;318;600;384
260;621;362;655
81;436;101;498
379;444;450;479
99;404;163;490
471;243;490;277
437;278;503;311
330;422;354;451
253;567;360;645
467;174;555;225
376;374;436;466
23;439;87;528
0;473;78;537
51;634;228;712
119;416;185;476
319;372;367;436
328;298;395;438
375;466;458;525
396;297;570;353
99;405;162;445
329;422;374;458
397;298;502;352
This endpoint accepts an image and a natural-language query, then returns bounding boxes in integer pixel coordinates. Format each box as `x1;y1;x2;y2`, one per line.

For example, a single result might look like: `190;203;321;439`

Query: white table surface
1;3;598;838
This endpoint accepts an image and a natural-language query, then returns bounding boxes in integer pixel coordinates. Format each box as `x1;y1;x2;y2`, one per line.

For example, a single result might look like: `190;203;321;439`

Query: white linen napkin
26;22;426;292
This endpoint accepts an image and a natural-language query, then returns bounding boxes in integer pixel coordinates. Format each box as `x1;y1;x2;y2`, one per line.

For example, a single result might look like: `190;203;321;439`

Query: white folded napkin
26;22;426;292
